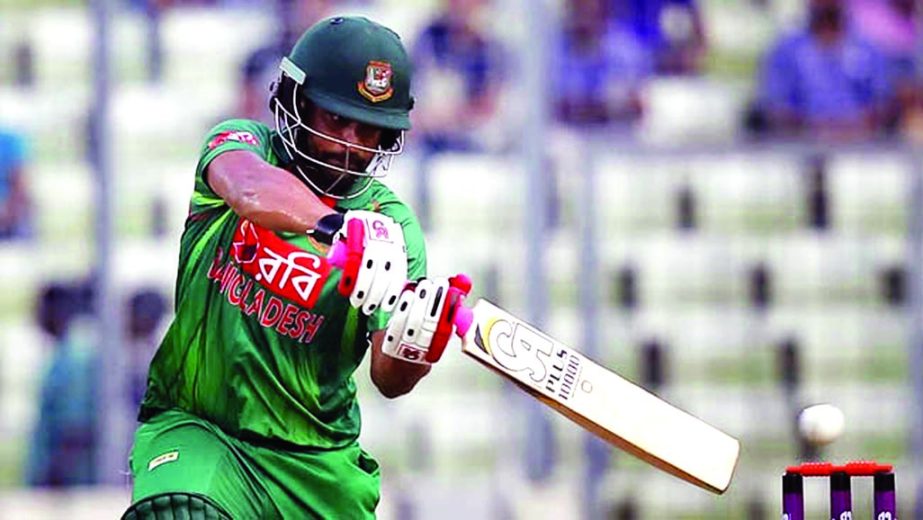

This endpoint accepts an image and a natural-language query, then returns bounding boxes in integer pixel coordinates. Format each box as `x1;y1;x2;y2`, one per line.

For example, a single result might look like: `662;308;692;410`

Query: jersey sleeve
190;119;274;215
367;203;427;332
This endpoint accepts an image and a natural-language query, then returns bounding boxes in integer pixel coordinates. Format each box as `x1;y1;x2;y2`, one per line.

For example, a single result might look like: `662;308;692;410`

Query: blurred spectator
750;0;893;141
610;0;707;75
13;39;35;88
239;41;289;123
238;0;332;123
410;0;505;153
553;0;653;126
26;282;98;487
894;83;923;144
126;289;167;411
849;0;922;139
0;127;32;240
26;282;167;487
850;0;919;79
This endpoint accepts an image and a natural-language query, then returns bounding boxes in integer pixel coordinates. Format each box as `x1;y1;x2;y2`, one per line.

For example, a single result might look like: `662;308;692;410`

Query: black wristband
311;212;345;245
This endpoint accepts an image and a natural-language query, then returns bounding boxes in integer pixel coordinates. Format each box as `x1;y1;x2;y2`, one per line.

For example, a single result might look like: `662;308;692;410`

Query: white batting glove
320;210;407;315
381;277;455;364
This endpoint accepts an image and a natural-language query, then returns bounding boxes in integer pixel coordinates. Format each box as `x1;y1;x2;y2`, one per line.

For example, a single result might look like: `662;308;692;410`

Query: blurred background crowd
0;0;922;518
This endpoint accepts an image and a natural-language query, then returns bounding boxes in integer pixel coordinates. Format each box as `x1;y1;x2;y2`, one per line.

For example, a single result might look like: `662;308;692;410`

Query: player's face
304;105;383;173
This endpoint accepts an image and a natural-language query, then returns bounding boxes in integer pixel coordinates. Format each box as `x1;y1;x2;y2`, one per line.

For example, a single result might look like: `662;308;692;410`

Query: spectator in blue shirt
553;0;654;126
411;0;504;153
610;0;707;75
26;283;167;487
26;282;97;487
126;289;167;411
0;128;32;240
754;0;892;140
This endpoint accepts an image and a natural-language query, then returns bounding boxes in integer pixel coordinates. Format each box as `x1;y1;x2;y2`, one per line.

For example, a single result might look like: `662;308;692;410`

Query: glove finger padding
383;278;450;365
382;288;421;362
379;251;407;313
352;240;389;314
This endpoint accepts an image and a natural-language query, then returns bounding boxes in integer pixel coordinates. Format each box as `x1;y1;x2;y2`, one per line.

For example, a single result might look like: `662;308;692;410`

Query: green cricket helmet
272;16;414;199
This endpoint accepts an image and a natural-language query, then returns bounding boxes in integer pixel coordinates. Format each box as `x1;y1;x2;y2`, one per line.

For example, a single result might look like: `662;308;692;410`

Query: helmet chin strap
272;77;402;200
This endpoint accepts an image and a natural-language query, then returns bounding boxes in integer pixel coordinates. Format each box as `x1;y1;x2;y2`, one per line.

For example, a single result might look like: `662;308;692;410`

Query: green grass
840;211;908;235
703;49;760;80
708;208;804;235
859;433;908;461
699;354;775;386
0;438;25;486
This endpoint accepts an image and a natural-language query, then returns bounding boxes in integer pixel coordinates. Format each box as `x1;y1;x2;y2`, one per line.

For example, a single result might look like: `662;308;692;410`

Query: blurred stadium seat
828;153;910;234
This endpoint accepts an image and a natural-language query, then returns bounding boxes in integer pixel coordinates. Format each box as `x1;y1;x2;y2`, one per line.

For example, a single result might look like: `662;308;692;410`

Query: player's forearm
370;330;431;398
208;151;335;234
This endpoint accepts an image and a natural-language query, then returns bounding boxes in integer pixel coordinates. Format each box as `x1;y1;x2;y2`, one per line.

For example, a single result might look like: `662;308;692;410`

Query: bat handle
327;221;365;297
449;275;473;337
454;306;474;337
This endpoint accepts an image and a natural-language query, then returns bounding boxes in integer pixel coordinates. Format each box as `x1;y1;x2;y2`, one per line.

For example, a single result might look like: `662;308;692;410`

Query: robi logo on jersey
207;220;330;345
231;220;330;308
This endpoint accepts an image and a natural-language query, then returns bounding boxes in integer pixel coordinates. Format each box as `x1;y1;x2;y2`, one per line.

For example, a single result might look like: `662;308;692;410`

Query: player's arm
207;150;335;234
210;150;410;316
369;329;431;398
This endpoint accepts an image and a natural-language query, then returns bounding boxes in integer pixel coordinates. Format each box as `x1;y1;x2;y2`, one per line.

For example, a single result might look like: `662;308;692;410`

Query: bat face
460;299;740;494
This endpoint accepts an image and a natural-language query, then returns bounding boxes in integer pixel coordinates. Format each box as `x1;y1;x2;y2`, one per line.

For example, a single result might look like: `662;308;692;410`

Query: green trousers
128;409;380;519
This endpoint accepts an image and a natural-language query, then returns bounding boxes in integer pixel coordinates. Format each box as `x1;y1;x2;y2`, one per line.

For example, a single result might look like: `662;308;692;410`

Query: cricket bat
456;298;740;494
328;239;740;493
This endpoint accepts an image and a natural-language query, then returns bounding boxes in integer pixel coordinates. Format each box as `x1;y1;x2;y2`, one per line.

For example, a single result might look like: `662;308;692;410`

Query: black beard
298;143;373;196
294;161;358;197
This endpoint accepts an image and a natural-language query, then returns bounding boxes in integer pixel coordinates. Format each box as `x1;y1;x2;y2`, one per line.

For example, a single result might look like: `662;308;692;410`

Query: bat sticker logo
480;318;553;383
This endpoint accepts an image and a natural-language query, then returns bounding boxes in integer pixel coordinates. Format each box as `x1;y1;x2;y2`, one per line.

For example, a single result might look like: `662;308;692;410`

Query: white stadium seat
426;152;525;238
828;152;910;234
596;155;680;234
689;152;804;233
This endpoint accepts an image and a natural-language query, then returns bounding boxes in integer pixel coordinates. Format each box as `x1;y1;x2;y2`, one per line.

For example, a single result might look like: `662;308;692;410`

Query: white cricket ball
798;404;845;446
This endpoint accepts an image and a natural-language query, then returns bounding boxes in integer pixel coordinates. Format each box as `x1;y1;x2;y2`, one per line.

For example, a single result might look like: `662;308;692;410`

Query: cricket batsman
123;16;462;518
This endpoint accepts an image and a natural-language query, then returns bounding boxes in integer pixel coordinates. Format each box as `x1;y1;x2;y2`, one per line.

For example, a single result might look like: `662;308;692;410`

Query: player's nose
340;122;378;151
338;122;362;144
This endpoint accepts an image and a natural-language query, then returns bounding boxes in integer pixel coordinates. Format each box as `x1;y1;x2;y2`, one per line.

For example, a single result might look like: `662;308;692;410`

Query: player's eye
356;125;382;143
326;113;348;128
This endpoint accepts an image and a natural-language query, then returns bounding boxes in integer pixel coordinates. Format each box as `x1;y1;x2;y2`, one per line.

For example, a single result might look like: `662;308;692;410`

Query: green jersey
139;119;427;449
